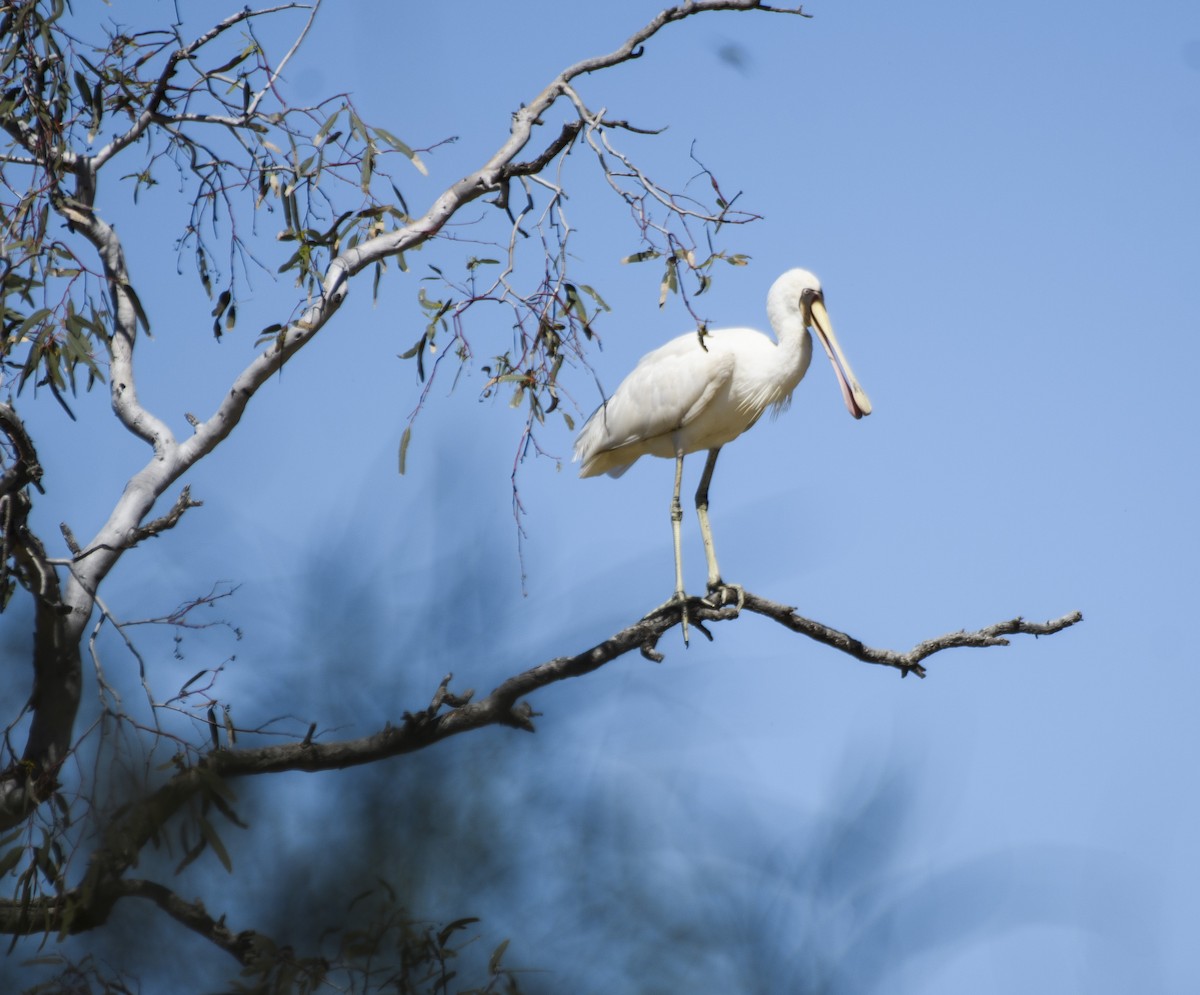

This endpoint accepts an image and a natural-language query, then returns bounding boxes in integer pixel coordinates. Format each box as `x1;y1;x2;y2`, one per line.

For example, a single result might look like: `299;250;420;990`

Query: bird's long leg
696;446;744;612
695;447;723;590
670;451;690;644
643;452;693;644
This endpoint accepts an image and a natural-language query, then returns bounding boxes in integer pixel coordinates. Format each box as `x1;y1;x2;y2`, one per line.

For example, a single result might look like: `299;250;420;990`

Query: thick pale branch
2;0;811;831
143;0;813;547
52;178;175;455
331;0;809;280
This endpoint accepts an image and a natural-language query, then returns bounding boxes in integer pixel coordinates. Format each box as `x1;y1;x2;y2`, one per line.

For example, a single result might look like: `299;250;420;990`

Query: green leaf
13;307;53;341
658;260;678;308
282;186;299;233
209;43;257;76
122;283;151;335
373;126;428;175
578;283;611;311
488;938;511;974
180;669;208;693
360;142;375;192
52;792;71;827
207;789;246;830
621;250;660;265
398;425;412;475
390;181;410;217
371;125;414;156
57;893;80;940
313;108;341;147
563;283;587;324
72;70;92;110
196;247;212;298
397;333;426;360
174;837;207;875
277;249;302;274
195;765;239;808
197;815;233;873
0;845;24;878
437;917;479;948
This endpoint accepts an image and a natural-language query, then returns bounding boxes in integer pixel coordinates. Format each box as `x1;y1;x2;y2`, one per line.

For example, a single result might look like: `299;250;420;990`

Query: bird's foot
644;591;692;646
704;581;745;613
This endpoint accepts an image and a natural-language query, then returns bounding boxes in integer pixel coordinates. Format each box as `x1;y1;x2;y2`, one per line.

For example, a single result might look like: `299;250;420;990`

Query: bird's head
772;268;872;420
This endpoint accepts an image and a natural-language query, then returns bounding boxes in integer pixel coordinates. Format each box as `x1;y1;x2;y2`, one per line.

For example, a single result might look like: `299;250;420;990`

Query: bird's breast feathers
574;327;800;474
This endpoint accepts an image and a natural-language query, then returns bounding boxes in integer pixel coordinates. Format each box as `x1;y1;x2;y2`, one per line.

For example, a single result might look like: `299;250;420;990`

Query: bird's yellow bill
810;298;872;420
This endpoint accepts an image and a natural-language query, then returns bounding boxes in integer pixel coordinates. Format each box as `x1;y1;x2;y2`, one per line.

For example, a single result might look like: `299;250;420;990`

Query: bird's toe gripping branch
640;590;743;658
703;582;745;613
643;590;694;646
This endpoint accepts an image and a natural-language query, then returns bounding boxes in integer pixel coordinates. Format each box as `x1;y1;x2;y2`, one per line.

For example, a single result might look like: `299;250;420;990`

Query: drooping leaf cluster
1;2;107;414
0;0;428;404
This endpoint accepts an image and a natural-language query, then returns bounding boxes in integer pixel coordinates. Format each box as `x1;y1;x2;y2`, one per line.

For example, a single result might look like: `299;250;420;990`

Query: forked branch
738;595;1082;678
0;592;1080;958
0;0;817;834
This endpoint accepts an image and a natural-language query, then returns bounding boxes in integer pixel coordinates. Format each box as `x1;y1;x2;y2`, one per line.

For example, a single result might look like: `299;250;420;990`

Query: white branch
0;0;809;830
332;0;808;279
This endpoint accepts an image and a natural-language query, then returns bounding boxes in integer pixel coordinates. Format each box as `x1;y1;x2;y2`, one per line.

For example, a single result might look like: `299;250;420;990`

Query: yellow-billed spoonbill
574;268;871;640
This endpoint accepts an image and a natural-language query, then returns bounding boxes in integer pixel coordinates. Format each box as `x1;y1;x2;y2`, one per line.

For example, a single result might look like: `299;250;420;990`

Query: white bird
574;268;871;639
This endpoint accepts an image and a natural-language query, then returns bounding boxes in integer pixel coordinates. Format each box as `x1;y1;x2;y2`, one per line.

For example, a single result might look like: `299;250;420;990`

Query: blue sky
11;1;1200;991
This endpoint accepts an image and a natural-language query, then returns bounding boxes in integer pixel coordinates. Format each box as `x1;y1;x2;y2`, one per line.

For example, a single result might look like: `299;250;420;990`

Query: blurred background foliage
2;433;1148;993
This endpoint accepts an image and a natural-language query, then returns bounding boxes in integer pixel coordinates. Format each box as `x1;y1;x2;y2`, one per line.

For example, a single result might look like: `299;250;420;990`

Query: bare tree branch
90;3;312;170
126;486;203;545
1;403;74;819
330;0;810;282
120;879;271;966
0;591;1080;950
0;403;44;499
740;595;1084;678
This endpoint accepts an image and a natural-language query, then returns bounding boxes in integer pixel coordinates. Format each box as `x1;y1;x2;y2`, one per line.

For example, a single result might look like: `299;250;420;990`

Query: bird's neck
766;302;813;382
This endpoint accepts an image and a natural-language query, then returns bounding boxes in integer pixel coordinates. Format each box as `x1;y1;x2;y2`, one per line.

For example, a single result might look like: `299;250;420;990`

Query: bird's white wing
575;336;735;476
